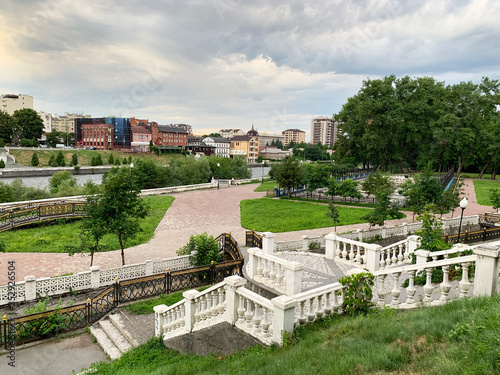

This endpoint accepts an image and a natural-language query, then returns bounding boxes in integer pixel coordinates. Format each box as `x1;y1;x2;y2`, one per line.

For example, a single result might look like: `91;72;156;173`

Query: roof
230;135;252;142
157;125;189;134
203;137;230;143
282;128;305;133
247;125;258;137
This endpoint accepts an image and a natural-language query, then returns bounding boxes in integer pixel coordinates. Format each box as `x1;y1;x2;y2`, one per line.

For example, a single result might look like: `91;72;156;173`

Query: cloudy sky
1;0;499;137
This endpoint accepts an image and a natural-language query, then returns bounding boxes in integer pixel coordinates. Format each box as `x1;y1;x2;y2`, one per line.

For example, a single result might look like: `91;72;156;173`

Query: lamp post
261;161;264;183
217;162;220;190
457;197;468;243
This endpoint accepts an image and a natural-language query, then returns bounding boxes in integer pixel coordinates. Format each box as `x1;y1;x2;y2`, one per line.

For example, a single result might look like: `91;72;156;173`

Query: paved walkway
0;179;495;284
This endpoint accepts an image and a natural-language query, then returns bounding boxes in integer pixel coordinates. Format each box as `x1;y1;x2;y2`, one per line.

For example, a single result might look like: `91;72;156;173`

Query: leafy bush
31;152;39;166
177;232;223;266
338;272;375;316
48;171;77;194
56;150;66;167
71;153;78;166
0;160;5;168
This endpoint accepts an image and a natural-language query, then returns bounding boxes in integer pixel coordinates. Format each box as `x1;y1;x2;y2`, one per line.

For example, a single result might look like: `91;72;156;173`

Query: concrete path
0;179;496;284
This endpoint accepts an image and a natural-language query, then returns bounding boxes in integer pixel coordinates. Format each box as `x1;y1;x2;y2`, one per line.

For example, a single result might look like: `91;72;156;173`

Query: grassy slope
253;181;279;192
240;198;372;232
0;195;174;253
473;180;500;206
85;295;500;375
9;149;184;167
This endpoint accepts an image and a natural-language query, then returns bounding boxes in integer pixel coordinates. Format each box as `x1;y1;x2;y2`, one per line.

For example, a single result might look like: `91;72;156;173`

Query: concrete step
109;311;139;348
99;319;134;353
89;326;122;361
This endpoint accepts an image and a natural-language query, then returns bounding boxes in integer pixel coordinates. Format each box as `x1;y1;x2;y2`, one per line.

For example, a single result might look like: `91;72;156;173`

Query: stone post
246;248;260;280
145;260;154;276
301;235;309;251
24;275;37;302
365;244;382;272
182;290;200;332
325;233;337;260
153;304;167;338
271;295;297;345
382;227;387;239
473;245;500;297
262;232;275;255
90;266;100;289
356;229;363;242
402;223;408;237
285;261;303;296
224;275;247;325
414;250;429;265
406;235;421;257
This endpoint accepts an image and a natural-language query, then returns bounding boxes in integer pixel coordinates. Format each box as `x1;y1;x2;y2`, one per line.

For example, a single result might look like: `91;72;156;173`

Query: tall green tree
12;108;44;142
272;157;305;197
30;152;39;167
0;111;14;143
326;203;340;232
304;163;329;192
361;172;395;199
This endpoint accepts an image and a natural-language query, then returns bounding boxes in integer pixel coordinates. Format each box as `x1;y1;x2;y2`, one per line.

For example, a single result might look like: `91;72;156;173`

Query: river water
0;166;271;189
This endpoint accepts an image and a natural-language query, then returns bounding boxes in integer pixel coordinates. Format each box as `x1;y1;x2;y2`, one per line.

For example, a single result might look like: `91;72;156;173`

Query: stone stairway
90;311;140;360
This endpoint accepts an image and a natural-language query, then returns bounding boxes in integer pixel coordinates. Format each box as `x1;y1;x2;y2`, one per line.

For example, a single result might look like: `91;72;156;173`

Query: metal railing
443;227;500;244
245;230;262;248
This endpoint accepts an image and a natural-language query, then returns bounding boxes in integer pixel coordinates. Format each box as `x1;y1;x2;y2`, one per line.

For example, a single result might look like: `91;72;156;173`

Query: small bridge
0;199;88;232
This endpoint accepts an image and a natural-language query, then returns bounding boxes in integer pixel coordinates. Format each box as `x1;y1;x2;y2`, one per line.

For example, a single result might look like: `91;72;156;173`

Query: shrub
108;154;114;164
0;160;5;168
31;152;39;166
71;153;78;166
96;154;103;165
56;151;65;167
48;171;76;194
338;272;375;316
90;156;98;166
177;232;223;266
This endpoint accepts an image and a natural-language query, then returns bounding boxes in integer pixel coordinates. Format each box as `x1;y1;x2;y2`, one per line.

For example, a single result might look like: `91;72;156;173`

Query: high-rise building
282;129;306;145
310;116;340;146
52;113;92;133
0;94;33;115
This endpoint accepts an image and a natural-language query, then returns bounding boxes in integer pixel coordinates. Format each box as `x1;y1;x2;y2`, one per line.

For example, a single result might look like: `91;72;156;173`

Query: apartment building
0;94;33;115
310;116;340;146
282;128;306;145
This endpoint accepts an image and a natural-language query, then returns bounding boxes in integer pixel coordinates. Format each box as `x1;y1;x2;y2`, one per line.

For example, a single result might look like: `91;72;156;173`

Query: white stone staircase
90;311;139;360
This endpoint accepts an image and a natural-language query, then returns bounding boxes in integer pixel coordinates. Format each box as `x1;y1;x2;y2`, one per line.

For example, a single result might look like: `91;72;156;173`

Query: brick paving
0;179;495;284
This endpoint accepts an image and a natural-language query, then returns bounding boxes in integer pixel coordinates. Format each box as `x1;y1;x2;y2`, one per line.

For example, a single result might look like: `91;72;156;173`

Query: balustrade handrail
380;238;409;251
236;286;274;310
250;249;303;270
292;282;344;302
373;254;477;276
415;244;473;258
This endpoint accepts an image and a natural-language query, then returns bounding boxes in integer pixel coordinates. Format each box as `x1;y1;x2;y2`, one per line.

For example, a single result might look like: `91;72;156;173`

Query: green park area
0;195;174;253
85;294;500;374
473;180;500;206
240;198;373;232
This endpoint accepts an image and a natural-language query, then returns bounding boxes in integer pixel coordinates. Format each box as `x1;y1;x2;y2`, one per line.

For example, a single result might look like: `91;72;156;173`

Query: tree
30;152;39;167
361;172;395;199
71;153;78;166
12;108;44;142
304;163;329;192
176;232;223;266
96;154;103;166
98;166;149;265
326;177;341;199
362;192;403;227
490;188;500;212
273;157;305;197
48;171;76;194
0;111;14;143
108;154;114;165
326;203;340;232
415;208;452;252
46;132;63;148
55;151;65;167
48;154;56;167
338;179;362;201
399;169;443;221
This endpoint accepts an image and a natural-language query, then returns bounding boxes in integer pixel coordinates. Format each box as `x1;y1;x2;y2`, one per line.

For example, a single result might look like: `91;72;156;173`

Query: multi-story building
131;123;152;152
282;128;306;145
0;94;33;115
259;146;292;160
186;136;216;156
258;133;285;147
37;111;52;133
52;113;92;133
75;117;131;150
230;126;259;162
203;137;230;158
220;128;245;139
171;124;192;135
151;123;189;148
310;116;340;146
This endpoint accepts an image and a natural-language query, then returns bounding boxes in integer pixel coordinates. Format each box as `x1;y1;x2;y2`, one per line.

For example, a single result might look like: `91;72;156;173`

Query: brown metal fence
246;230;262;248
443;227;500;244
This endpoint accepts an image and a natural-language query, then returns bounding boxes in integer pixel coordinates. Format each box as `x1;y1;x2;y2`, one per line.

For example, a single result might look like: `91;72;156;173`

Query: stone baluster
356;245;363;264
439;265;451;304
406;270;416;305
332;290;340;313
377;274;387;307
335;240;342;259
211;290;218;317
162;311;169;334
194;298;201;323
200;295;207;320
391;247;397;266
342;243;348;259
316;295;324;318
324;292;332;316
257;256;263;276
237;295;245;322
397;244;404;265
178;304;185;329
391;272;401;308
349;243;355;261
459;263;471;298
217;287;225;314
261;307;271;337
244;298;254;328
269;261;276;282
307;298;315;322
262;259;270;278
339;289;345;311
423;267;435;304
276;264;284;286
379;249;386;270
298;300;307;325
252;303;262;334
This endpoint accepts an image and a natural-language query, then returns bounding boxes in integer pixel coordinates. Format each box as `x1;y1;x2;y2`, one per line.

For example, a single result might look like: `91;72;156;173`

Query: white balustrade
293;283;345;326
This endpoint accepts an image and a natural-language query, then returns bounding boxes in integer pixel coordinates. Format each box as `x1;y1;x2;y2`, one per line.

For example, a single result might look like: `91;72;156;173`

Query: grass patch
253;180;278;192
0;195;174;253
281;196;378;208
124;286;210;315
461;172;497;180
473;180;500;206
83;295;500;375
240;198;372;232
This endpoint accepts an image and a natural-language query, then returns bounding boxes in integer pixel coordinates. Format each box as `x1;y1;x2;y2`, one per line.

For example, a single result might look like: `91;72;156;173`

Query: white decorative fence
0;255;191;306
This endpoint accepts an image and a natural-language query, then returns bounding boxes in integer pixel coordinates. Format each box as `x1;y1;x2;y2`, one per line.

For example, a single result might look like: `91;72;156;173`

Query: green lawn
473;180;500;206
461;172;497;180
240;198;372;232
0;195;174;253
81;294;500;375
253;180;278;192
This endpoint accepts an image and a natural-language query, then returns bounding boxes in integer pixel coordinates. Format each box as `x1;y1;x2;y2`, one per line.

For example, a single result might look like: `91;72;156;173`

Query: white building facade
1;94;33;115
203;137;230;158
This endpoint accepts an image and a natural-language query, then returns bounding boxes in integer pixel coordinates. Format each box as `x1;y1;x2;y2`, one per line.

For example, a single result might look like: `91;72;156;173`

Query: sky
1;0;500;138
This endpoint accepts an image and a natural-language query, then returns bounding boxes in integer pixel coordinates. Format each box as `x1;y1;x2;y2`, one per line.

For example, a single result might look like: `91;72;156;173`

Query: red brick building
151;123;189;147
81;123;114;150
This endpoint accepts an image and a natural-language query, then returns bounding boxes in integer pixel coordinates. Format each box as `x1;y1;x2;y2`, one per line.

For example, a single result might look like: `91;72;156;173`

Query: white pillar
356;229;363;242
90;266;100;289
473;245;500;297
145;260;154;276
246;248;260;280
285;262;303;296
262;232;275;255
402;223;408;237
302;235;309;251
224;275;247;325
382;227;387;239
153;304;168;337
406;235;421;256
414;250;429;265
365;244;382;272
271;295;297;345
24;275;37;301
325;233;337;260
182;290;200;332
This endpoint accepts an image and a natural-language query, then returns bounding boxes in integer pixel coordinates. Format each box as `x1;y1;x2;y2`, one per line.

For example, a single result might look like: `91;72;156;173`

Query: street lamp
217;162;220;190
261;161;264;183
457;197;468;243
